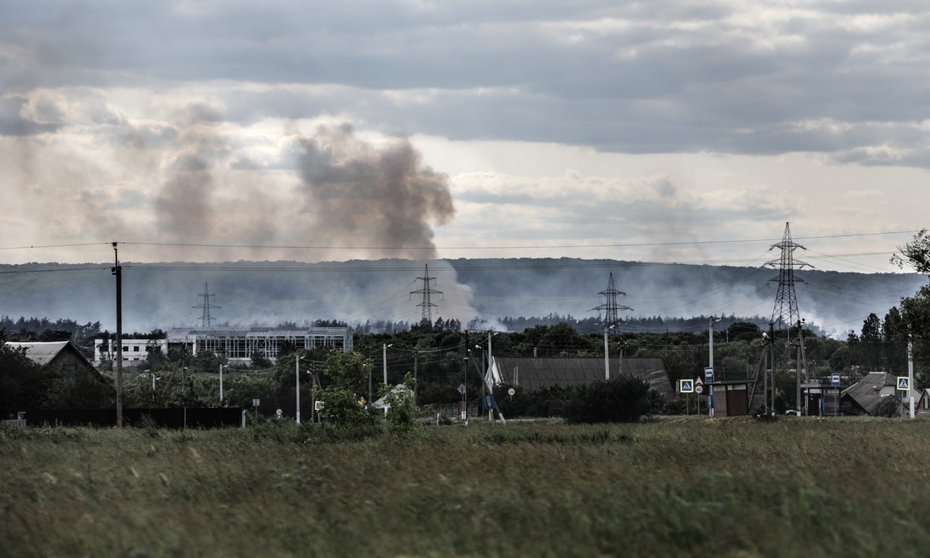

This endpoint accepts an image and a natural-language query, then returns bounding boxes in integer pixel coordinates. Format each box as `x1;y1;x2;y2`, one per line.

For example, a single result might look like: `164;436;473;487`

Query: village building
840;371;924;416
5;341;99;378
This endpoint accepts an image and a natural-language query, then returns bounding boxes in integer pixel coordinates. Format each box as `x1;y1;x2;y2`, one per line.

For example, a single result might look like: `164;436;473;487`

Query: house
487;357;675;401
4;341;100;379
840;372;923;415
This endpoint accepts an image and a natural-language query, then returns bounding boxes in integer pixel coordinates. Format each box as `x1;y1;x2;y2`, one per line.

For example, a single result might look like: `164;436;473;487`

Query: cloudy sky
2;0;929;274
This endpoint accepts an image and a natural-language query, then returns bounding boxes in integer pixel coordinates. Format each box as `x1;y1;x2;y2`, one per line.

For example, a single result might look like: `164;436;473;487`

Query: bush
869;396;901;418
563;376;653;424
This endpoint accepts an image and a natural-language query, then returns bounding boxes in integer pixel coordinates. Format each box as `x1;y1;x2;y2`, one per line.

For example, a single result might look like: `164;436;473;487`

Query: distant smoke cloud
153;103;227;238
296;125;454;260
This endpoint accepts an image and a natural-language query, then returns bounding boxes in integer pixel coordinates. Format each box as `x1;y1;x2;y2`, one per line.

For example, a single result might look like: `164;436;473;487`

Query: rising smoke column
296;125;454;260
153;103;226;238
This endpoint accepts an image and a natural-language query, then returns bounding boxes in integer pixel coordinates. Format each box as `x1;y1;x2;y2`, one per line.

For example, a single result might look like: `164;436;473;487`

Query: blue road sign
897;377;910;391
679;379;694;393
704;367;715;382
831;373;841;387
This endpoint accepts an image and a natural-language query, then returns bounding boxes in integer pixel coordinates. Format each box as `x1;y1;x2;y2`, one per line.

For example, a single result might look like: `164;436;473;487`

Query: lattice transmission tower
591;273;633;327
411;264;442;323
766;222;811;338
193;282;220;328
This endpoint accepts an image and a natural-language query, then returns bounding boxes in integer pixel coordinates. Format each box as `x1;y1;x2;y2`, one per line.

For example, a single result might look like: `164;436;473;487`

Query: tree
0;343;46;415
316;351;376;427
378;372;417;432
900;283;930;389
892;229;930;274
860;313;883;371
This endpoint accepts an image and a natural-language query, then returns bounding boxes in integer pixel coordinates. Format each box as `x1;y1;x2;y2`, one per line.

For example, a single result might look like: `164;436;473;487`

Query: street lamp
296;355;305;423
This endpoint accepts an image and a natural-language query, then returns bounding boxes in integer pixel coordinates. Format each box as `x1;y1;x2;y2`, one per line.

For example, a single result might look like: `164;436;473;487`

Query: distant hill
0;258;924;336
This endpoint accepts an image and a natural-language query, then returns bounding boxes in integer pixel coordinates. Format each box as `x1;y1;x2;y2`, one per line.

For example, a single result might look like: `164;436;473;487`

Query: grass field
2;417;930;557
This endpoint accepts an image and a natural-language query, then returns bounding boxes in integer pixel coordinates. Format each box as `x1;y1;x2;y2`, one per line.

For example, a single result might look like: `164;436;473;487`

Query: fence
431;402;479;419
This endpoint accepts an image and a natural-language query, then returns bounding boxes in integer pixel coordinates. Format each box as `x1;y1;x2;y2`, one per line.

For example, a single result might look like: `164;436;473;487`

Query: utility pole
763;331;769;415
219;363;224;404
382;344;392;416
463;329;469;423
296;355;304;423
709;317;720;417
797;319;809;415
112;242;123;428
769;322;776;416
908;339;916;419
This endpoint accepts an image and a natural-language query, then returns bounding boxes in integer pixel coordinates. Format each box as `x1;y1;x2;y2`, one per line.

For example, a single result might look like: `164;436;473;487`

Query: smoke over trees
296;125;454;260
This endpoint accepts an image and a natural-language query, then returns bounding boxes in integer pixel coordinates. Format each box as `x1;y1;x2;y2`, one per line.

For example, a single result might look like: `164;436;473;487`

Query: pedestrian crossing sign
897;377;910;391
679;379;694;393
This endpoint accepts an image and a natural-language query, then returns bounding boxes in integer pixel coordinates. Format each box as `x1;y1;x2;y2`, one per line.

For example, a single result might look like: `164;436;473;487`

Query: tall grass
2;418;929;557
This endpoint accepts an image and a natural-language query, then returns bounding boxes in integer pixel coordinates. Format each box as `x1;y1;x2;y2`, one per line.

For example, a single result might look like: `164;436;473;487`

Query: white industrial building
165;326;353;363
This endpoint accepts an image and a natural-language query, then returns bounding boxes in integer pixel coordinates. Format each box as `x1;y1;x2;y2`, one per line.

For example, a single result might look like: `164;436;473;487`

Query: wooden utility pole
112;242;123;428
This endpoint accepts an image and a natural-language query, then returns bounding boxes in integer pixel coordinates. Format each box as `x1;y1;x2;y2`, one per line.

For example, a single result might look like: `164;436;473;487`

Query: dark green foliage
869;396;901;418
495;376;654;423
0;343;113;414
0;343;47;415
378;372;417;432
563;376;653;424
316;351;376;427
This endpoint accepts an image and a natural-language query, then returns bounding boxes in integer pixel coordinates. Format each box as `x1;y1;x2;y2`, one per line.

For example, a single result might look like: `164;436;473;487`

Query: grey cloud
0;96;59;136
3;1;930;164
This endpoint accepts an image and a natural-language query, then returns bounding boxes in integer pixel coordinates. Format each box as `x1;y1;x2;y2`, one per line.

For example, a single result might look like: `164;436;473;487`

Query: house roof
841;371;921;413
492;357;674;400
5;341;72;366
4;341;97;372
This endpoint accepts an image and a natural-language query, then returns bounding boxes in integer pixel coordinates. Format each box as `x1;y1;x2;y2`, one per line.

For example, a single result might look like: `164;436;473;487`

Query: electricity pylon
193;282;220;328
411;264;442;323
591;272;633;327
766;222;811;339
591;272;633;380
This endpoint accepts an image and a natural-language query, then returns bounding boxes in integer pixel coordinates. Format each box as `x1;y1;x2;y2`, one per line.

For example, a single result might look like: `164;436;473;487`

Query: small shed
488;357;674;401
4;341;100;379
706;379;755;417
801;381;846;417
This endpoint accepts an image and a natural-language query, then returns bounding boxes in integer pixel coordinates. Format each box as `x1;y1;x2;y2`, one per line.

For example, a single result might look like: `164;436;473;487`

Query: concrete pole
709;318;716;417
909;340;916;419
219;364;224;404
604;325;610;380
383;344;391;416
769;322;776;416
296;355;304;423
113;243;123;428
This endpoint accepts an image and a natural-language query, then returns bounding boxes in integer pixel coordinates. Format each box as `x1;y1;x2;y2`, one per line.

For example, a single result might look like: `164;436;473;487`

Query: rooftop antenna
193;282;220;328
411;264;442;323
766;222;811;341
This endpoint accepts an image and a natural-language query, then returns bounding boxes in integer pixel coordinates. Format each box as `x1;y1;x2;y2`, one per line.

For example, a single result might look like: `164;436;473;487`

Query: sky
2;0;930;275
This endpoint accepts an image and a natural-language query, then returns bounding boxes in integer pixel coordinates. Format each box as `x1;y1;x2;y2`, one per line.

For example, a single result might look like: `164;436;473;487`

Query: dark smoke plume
297;125;454;259
153;103;225;238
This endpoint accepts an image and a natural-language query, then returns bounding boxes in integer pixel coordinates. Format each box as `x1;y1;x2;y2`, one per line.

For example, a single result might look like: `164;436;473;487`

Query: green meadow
2;418;929;557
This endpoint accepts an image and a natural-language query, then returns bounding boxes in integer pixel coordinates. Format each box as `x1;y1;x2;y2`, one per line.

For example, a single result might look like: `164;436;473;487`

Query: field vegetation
2;418;929;557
